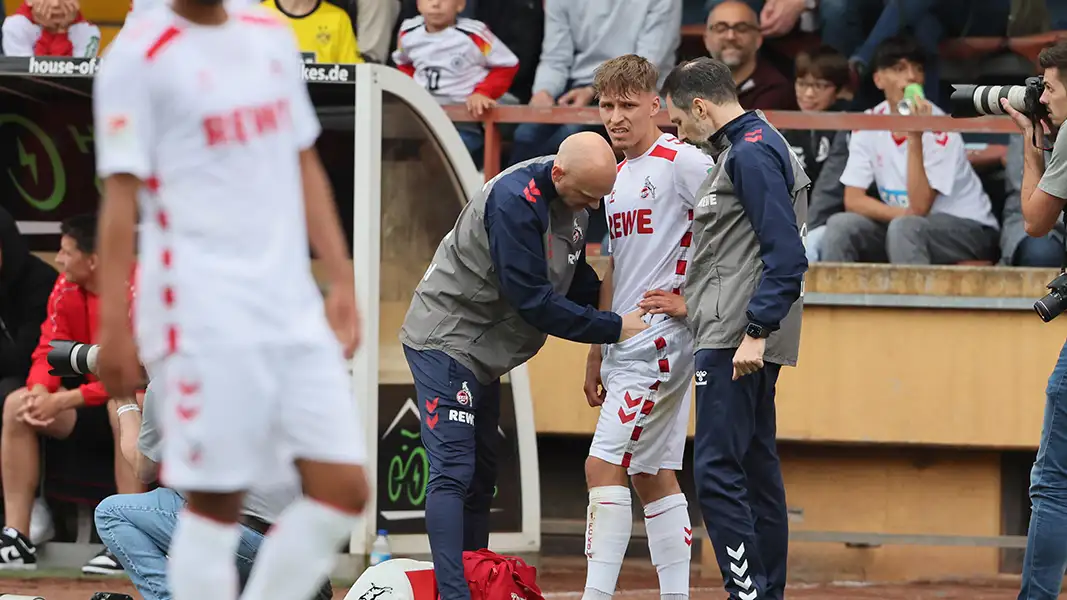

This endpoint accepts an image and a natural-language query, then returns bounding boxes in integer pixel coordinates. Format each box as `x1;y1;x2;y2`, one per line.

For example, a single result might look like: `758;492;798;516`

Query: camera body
1036;272;1067;323
949;76;1048;121
46;340;99;377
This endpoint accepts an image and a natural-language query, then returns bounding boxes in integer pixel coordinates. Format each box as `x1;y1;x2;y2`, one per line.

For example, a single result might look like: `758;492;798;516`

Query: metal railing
441;105;1019;179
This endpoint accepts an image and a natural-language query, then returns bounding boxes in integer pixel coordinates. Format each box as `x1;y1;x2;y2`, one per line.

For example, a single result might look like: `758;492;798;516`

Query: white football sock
582;485;633;600
240;497;360;600
643;493;691;600
168;510;241;600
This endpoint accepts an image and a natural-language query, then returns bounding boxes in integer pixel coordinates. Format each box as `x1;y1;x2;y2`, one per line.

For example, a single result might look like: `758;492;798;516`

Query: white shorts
590;317;694;476
154;340;365;492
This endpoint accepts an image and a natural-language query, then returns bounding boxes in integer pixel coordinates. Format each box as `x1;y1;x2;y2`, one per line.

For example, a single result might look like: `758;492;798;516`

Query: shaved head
551;132;617;211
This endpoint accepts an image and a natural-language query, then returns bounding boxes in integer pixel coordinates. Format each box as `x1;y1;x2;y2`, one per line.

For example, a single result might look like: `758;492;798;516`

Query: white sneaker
28;499;53;547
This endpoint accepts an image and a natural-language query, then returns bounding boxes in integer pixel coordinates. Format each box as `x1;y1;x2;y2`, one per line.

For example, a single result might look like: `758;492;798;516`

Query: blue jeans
1019;340;1067;600
1013;236;1065;268
95;488;331;600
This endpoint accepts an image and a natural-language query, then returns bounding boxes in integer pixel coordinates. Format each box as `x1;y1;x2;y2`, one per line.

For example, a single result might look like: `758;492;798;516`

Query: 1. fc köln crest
640;176;657;201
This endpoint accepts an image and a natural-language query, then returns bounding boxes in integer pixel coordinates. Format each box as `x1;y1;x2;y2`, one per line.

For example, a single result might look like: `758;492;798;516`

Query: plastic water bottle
369;529;392;566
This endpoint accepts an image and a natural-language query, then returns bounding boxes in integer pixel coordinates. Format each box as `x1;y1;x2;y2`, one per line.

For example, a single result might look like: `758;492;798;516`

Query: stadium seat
100;24;121;52
1009;31;1067;62
78;0;128;26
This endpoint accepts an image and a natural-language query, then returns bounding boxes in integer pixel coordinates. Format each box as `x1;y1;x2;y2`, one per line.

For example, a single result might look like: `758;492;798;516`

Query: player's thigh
402;346;483;483
592;326;693;476
154;348;278;492
276;341;365;468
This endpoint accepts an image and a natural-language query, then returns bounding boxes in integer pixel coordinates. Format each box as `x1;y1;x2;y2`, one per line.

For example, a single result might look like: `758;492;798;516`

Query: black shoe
0;527;37;570
82;547;124;575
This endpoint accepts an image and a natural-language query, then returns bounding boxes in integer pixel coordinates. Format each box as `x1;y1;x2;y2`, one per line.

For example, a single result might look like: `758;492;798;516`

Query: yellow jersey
261;0;362;64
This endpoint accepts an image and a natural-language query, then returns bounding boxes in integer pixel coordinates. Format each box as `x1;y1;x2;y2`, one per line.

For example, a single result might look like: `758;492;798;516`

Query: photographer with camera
0;214;141;573
93;382;332;600
996;40;1067;600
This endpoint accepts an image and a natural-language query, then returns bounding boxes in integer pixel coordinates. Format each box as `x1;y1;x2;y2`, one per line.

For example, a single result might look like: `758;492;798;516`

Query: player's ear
692;98;708;121
650;94;661;116
550;163;565;186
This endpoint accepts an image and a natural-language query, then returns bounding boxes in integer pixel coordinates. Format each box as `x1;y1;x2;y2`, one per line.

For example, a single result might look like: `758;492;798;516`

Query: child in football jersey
392;0;519;164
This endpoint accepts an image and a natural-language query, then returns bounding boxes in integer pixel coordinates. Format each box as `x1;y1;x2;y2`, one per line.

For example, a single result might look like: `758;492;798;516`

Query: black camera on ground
949;76;1048;122
46;340;100;377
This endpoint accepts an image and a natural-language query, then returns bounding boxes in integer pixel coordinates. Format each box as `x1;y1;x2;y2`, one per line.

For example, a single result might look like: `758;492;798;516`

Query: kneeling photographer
47;346;333;600
957;41;1067;600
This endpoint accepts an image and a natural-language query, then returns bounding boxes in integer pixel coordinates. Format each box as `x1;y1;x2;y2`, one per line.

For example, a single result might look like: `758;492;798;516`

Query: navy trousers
403;345;502;600
693;349;787;600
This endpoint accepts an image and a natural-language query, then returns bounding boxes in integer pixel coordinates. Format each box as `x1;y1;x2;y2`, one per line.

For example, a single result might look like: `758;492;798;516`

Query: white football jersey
129;0;257;14
93;7;333;363
840;100;998;230
392;17;518;104
606;134;714;314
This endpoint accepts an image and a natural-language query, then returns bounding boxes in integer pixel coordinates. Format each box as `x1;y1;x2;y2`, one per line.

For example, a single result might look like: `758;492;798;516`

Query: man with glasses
702;0;796;111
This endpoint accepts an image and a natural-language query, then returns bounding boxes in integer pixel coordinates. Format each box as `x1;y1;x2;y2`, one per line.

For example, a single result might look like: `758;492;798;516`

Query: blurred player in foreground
645;57;809;600
400;131;649;600
581;54;713;600
91;2;368;600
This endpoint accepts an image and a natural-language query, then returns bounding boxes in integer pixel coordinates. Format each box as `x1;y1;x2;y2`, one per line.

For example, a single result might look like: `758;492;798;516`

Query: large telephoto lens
949;84;1029;118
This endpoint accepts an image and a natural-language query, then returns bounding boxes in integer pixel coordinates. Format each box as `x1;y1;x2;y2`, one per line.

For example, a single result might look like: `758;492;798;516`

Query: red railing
442;105;1018;179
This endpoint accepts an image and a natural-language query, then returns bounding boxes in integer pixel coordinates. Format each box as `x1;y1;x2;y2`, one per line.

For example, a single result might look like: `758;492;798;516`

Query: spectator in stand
262;0;362;63
356;0;401;63
1001;133;1065;267
703;0;796;111
2;0;100;57
820;0;1013;109
703;0;809;38
785;46;851;184
508;0;682;165
393;0;519;165
820;36;999;265
783;46;852;263
804;130;851;263
0;214;140;573
95;383;332;600
0;208;56;424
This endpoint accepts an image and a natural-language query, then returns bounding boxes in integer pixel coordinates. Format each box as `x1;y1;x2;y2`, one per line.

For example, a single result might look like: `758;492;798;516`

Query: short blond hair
593;54;660;99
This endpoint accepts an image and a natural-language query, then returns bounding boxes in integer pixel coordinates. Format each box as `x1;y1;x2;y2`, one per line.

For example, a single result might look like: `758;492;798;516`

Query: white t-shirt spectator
93;5;333;363
392;17;519;105
840;101;998;230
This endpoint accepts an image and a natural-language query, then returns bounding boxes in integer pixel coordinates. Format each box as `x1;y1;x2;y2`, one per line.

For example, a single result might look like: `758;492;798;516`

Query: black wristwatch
745;322;771;339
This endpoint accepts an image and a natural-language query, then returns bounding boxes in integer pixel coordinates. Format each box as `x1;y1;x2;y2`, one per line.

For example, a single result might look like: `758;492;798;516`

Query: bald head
709;0;758;24
552;132;617;210
705;0;761;70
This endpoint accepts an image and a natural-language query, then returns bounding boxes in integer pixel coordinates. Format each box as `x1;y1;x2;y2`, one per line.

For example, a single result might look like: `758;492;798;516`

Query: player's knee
631;470;681;505
94;494;125;530
585;455;627;489
2;388;27;426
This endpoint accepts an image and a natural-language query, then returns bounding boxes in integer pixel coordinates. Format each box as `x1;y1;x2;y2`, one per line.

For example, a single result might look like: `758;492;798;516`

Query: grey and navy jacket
400;156;623;384
688;111;810;366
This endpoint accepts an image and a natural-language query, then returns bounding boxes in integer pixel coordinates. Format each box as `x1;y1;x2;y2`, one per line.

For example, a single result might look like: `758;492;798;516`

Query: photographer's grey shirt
138;382;300;524
1039;126;1067;200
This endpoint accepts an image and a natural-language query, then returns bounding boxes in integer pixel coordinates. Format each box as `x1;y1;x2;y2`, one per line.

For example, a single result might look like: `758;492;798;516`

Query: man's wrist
58;389;84;410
